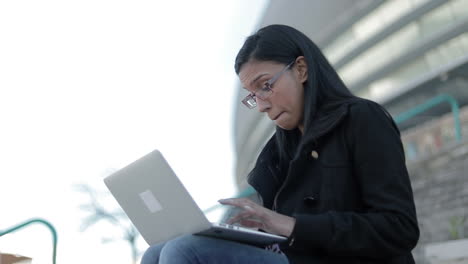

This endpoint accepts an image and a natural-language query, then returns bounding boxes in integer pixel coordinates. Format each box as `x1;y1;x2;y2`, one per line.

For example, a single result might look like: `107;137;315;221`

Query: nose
256;98;270;113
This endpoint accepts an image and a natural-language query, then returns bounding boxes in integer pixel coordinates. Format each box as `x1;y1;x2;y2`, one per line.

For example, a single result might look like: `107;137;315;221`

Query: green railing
0;218;58;264
394;93;462;141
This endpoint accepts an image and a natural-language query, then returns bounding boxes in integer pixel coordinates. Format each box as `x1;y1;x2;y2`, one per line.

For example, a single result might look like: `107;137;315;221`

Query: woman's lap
141;235;289;264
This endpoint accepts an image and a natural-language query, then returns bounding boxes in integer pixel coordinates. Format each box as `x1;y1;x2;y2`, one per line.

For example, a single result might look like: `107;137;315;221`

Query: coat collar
300;98;360;148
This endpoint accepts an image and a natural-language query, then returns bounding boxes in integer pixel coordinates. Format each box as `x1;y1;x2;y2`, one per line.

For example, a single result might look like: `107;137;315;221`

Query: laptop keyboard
217;222;260;232
219;222;240;230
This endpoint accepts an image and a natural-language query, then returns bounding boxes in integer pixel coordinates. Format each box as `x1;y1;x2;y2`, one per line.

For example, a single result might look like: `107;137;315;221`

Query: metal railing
0;218;57;264
394;93;462;142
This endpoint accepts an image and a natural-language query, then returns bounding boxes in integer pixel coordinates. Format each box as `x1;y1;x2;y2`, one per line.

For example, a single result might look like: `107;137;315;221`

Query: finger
233;204;266;221
218;198;251;207
238;219;264;229
226;211;256;224
227;206;265;225
242;205;255;212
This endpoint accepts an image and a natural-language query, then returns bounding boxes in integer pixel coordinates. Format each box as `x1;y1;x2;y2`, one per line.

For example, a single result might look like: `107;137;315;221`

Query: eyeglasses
241;61;295;109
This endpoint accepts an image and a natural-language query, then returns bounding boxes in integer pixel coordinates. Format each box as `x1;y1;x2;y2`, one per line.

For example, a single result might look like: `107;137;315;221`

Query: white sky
0;1;268;263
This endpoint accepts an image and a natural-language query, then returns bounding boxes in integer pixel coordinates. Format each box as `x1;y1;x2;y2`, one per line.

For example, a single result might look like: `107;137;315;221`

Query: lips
272;112;284;121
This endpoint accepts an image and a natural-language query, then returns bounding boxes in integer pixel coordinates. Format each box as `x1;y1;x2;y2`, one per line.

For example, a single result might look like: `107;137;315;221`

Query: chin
276;122;296;131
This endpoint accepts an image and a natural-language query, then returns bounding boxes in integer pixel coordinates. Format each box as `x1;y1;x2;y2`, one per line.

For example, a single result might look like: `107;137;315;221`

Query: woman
141;24;419;264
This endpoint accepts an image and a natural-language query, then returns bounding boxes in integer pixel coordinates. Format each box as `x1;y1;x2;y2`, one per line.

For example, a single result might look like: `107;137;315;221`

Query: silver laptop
103;149;287;246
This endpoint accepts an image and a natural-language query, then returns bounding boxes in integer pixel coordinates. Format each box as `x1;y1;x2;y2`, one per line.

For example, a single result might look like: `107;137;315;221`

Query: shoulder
348;98;387;115
345;98;401;137
346;98;394;124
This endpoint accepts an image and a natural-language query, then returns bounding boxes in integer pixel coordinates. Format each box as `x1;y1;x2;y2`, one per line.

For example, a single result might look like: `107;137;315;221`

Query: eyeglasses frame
241;60;295;109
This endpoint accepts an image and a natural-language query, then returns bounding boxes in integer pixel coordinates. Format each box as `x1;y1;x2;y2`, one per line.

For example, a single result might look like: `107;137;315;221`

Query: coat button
311;150;319;159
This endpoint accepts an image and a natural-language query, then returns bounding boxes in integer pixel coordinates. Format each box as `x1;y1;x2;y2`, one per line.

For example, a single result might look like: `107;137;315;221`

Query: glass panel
450;0;468;21
338;55;368;86
337;1;463;87
353;0;413;40
417;4;454;38
360;39;394;71
425;33;468;69
352;10;384;42
409;0;431;7
324;0;431;64
460;34;468;53
389;23;420;51
378;0;413;26
339;22;419;86
367;58;429;101
323;30;355;64
360;33;468;102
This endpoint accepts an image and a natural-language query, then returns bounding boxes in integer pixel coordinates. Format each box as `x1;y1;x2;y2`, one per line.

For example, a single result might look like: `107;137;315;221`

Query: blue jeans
140;235;289;264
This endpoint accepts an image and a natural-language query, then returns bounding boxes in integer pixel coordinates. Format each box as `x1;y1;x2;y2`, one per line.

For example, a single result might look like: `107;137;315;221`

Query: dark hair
235;24;356;162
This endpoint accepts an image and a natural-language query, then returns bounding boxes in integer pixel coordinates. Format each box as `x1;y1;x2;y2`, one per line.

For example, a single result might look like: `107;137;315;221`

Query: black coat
248;99;419;264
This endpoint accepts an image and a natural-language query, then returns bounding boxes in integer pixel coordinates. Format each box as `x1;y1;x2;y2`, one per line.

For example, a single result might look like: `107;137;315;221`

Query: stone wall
401;104;468;163
405;118;468;263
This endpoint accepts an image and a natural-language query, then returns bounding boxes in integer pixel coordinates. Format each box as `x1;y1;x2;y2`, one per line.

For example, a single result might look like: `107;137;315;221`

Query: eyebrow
242;73;269;90
250;73;269;86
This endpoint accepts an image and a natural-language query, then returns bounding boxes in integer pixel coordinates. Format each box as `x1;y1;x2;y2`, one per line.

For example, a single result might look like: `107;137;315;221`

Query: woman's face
239;58;307;131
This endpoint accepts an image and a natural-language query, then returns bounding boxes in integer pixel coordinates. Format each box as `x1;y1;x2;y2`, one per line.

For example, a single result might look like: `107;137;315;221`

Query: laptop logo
139;190;163;213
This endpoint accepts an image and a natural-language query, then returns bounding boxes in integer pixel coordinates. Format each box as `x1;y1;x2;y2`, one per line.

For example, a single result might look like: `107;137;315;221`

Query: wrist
282;216;296;237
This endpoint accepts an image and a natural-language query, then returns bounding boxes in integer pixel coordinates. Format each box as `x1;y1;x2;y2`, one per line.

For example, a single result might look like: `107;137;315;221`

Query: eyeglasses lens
242;95;257;109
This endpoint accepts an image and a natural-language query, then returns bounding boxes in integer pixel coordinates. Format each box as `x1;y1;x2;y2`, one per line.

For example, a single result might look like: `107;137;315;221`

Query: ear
294;56;308;84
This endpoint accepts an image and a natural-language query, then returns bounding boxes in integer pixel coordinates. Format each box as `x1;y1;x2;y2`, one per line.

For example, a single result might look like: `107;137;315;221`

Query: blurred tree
75;183;141;264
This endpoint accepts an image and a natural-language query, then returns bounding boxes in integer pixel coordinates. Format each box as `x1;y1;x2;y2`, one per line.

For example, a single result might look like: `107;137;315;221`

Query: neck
298;124;304;134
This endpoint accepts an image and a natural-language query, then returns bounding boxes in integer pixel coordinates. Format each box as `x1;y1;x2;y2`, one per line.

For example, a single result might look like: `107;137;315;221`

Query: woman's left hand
218;198;296;237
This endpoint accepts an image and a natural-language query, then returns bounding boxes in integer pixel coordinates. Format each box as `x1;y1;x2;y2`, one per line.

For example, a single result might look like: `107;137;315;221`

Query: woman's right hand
218;197;296;237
